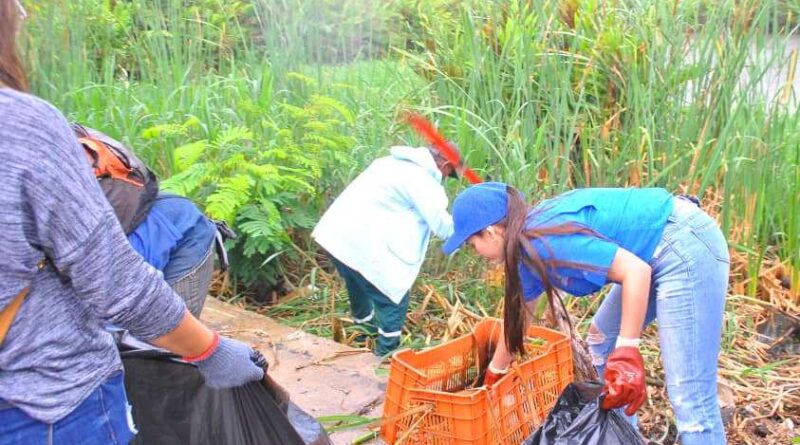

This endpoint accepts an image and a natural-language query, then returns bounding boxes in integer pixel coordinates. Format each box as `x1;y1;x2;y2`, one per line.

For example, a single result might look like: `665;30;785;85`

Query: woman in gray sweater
0;2;264;443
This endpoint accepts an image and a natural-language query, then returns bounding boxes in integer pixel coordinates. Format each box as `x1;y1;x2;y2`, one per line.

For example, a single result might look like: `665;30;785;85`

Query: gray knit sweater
0;89;186;423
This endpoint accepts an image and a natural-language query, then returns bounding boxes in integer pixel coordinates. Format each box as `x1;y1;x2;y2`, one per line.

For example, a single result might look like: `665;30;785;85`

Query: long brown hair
500;185;601;356
0;0;28;91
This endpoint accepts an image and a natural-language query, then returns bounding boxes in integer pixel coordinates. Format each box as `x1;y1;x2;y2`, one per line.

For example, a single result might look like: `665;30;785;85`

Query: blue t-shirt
520;188;674;301
128;193;217;282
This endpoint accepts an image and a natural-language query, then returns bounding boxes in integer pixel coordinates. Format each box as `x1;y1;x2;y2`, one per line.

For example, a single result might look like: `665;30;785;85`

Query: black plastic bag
120;346;332;445
523;382;646;445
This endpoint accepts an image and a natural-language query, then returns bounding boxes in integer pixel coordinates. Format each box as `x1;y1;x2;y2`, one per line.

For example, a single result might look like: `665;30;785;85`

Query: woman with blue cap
442;182;729;445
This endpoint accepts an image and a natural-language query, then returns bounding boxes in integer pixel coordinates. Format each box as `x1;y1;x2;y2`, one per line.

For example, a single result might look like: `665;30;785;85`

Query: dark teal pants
329;256;410;356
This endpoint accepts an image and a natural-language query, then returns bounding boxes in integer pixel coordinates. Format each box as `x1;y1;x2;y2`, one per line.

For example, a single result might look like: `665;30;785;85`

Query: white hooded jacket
312;146;453;304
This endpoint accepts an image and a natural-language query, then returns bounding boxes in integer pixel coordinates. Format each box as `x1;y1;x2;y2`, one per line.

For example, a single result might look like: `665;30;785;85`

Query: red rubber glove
601;346;646;416
484;363;508;387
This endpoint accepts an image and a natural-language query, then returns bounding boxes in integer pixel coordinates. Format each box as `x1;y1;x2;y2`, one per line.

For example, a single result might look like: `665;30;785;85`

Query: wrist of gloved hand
601;345;646;416
484;363;509;387
614;336;641;348
186;333;266;389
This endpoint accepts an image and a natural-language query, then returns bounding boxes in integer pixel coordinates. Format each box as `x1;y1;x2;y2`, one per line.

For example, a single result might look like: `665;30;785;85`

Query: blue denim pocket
689;221;730;263
661;197;729;264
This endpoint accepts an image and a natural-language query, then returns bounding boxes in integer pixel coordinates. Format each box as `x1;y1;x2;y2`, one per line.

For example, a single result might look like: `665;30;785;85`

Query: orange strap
0;259;46;347
80;137;143;187
0;288;29;347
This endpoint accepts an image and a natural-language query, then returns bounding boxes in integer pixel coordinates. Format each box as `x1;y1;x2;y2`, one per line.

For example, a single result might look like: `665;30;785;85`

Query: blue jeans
329;255;410;357
587;197;729;445
0;373;136;445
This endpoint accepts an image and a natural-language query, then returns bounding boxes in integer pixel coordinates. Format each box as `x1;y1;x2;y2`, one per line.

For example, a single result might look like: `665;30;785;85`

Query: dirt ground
200;298;387;445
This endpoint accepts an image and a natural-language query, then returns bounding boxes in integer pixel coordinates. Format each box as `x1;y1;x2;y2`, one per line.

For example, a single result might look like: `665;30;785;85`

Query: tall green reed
405;0;800;285
17;0;799;296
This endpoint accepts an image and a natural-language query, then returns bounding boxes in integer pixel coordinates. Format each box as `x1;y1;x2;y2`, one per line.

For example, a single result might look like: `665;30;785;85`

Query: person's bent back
312;145;455;355
128;193;218;317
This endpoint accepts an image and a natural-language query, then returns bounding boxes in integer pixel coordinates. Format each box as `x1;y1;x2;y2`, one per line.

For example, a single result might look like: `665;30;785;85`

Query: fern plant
146;88;356;289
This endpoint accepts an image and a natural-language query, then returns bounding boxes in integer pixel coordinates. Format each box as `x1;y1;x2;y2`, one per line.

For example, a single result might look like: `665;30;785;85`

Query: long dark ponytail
501;186;535;357
501;186;601;356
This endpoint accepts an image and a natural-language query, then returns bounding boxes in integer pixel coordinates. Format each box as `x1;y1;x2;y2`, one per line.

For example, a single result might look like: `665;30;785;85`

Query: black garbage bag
119;344;332;445
523;382;646;445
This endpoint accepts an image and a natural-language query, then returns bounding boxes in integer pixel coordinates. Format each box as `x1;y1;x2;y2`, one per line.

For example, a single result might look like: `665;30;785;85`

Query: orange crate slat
381;318;574;445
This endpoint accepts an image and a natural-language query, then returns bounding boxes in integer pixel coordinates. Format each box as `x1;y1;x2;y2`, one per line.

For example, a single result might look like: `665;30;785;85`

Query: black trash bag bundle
118;340;332;445
523;382;646;445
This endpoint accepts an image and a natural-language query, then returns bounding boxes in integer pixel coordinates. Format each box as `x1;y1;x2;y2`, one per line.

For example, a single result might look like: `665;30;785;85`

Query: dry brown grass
217;190;798;444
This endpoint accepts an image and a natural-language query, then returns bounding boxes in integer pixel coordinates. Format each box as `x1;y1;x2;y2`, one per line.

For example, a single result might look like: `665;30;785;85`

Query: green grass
19;0;434;287
406;0;800;281
18;0;799;301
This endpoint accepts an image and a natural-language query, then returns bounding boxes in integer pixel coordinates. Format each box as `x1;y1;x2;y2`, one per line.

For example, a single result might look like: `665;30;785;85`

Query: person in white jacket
312;146;457;356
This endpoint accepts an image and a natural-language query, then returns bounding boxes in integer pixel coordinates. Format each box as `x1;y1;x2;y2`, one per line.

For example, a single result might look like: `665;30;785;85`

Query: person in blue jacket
312;146;457;356
442;182;729;445
127;193;220;318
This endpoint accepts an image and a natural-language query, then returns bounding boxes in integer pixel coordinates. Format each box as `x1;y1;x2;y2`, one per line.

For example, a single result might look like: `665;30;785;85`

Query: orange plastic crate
381;318;573;445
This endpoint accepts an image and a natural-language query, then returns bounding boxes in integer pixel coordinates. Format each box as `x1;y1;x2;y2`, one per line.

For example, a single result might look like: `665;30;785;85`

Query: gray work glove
194;336;266;389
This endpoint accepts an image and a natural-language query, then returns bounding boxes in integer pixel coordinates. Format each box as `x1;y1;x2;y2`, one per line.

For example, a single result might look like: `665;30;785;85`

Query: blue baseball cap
442;182;510;255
